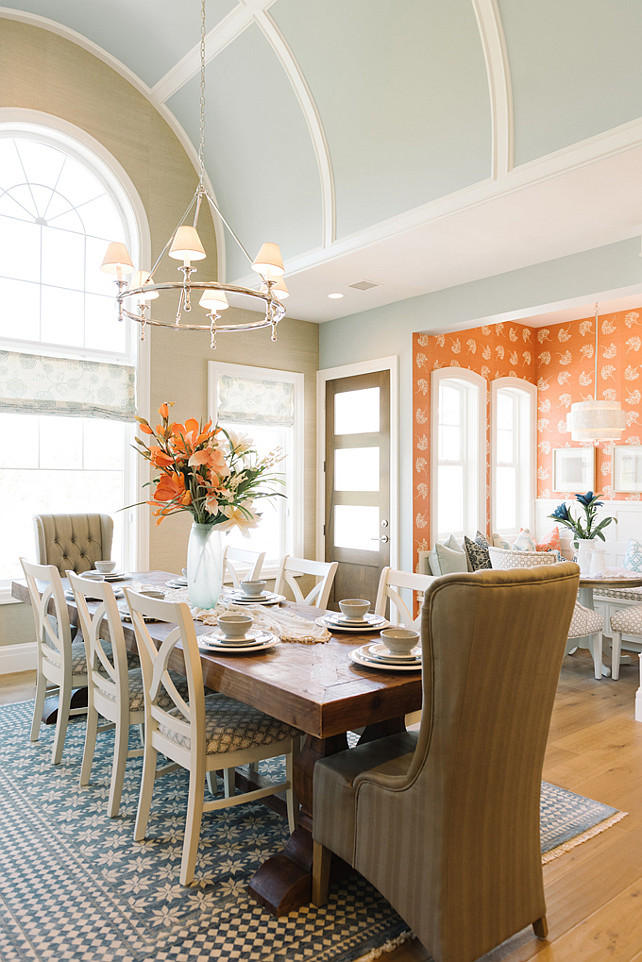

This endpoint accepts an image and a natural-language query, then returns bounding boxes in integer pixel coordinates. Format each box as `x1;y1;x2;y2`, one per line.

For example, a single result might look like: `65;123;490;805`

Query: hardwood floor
2;653;641;961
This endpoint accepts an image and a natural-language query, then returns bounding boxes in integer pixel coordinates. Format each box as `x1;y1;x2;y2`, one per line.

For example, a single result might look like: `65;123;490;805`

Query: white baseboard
0;642;37;675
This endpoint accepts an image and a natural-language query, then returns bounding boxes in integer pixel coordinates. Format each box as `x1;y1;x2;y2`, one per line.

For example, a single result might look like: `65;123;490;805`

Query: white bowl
139;588;165;600
95;560;117;574
218;612;253;638
339;598;370;620
240;580;267;598
380;627;419;656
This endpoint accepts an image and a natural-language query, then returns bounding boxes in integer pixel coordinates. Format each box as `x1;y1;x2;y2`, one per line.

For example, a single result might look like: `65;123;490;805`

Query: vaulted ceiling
3;0;642;323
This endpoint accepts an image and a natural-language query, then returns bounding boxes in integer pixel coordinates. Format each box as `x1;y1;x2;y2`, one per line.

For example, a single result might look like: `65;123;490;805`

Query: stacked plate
198;629;278;654
165;576;188;589
316;611;388;633
350;642;422;672
82;570;131;583
65;586;124;600
224;589;285;606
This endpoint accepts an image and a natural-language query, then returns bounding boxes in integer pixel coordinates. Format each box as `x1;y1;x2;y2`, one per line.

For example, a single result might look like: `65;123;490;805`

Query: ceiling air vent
348;280;379;291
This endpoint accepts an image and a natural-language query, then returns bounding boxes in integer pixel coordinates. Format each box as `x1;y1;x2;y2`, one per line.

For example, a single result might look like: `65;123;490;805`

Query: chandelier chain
198;0;207;185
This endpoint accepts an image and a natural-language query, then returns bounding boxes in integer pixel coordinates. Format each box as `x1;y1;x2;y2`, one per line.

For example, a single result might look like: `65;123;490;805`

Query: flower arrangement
134;402;284;530
548;491;615;544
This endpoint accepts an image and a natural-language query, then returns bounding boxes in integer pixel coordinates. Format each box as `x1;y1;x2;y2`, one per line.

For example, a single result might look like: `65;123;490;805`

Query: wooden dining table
12;569;423;916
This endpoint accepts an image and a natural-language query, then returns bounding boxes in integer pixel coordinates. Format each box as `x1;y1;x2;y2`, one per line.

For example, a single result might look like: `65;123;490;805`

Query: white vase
186;523;223;609
575;539;595;577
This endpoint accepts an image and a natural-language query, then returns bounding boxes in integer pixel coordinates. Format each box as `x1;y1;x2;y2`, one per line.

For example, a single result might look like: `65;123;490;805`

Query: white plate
198;635;279;655
165;579;188;589
364;642;421;663
350;646;422;672
205;627;271;645
66;587;124;600
224;592;285;606
316;614;388;634
82;570;131;582
117;606;157;623
325;612;386;628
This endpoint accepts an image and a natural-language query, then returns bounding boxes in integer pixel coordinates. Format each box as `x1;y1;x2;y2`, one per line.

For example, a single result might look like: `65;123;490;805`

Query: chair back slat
275;556;338;609
67;573;128;697
21;558;73;669
374;567;435;628
223;546;265;588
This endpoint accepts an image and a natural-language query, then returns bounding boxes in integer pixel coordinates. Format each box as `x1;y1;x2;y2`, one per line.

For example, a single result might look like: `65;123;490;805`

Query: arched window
491;378;536;536
0;124;144;583
431;368;486;539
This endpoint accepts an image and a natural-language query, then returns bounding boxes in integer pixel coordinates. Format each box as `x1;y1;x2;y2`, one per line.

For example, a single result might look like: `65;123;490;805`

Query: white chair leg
223;768;235;798
80;704;98;786
107;720;129;818
30;672;46;742
52;682;71;765
180;769;205;886
134;741;158;842
137;723;145;748
611;631;622;681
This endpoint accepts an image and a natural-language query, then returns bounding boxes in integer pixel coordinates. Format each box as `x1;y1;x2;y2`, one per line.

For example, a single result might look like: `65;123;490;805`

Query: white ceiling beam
471;0;514;179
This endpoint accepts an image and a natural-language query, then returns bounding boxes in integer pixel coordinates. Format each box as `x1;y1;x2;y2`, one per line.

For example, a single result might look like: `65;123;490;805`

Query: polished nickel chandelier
101;0;287;348
566;302;626;442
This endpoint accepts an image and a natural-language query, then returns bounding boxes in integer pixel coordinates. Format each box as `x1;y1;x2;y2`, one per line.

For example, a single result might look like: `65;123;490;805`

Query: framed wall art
613;445;642;493
552;447;594;493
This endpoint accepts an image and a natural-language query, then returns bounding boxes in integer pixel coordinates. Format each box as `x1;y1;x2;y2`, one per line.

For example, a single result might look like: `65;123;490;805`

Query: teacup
139;588;165;600
95;560;117;574
181;568;188;580
240;580;267;598
218;612;253;639
380;627;419;656
339;598;370;621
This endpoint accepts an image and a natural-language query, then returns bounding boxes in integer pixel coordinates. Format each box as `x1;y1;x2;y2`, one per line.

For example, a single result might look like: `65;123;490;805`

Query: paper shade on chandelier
100;0;286;349
566;303;626;443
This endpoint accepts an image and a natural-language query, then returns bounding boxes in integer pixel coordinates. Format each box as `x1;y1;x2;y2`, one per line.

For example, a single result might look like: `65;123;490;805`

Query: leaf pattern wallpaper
413;308;642;563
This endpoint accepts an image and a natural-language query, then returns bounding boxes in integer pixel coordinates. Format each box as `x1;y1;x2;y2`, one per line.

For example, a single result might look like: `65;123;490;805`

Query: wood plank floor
2;653;641;961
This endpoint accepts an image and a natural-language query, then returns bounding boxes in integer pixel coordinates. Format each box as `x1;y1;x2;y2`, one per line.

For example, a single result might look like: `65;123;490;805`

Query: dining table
11;569;423;916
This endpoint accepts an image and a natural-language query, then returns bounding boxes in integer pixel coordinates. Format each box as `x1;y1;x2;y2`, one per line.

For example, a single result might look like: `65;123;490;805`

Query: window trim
431;367;486;540
490;377;536;537
208;360;305;567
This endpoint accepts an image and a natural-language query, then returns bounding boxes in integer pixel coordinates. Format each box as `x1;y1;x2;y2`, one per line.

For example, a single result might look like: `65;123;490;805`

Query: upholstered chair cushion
567;603;603;639
33;513;114;575
99;667;188;712
611;604;642;635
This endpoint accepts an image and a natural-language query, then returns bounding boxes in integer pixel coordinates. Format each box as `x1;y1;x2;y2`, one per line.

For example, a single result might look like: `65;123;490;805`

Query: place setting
350;626;422;672
316;598;389;633
198;612;278;654
80;560;132;583
165;568;189;590
222;579;286;607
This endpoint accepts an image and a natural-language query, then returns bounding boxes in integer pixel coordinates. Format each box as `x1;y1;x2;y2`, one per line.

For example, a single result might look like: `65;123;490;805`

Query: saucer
350;646;422;672
207;627;270;645
198;634;278;654
225;590;285;606
65;587;124;600
165;577;188;589
317;613;388;633
364;642;421;663
83;570;130;582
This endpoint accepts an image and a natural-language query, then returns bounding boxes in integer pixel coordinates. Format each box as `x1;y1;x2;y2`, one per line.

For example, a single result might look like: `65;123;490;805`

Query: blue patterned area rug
0;702;625;962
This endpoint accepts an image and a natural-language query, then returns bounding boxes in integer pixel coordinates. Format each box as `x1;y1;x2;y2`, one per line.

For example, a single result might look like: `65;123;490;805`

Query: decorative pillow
428;534;468;575
475;530;490;549
536;527;561;553
623;538;642;573
435;542;469;575
512;528;537;552
464;535;492;571
492;533;511;549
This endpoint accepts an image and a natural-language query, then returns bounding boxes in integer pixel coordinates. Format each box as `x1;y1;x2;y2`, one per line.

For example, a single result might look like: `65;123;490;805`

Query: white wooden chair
21;557;89;765
222;545;265;588
274;556;338;610
124;588;301;886
374;567;436;629
68;572;187;816
609;606;642;680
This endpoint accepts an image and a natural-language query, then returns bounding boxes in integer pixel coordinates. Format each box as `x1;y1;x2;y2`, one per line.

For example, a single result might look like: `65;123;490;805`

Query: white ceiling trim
255;9;335;248
471;0;514;179
0;6;228;282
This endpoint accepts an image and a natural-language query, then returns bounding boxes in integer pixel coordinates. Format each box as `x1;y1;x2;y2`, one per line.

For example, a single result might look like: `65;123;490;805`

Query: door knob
370;535;389;543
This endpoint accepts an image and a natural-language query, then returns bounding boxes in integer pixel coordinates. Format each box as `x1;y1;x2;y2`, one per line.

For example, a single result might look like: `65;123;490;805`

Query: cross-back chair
21;557;89;764
274;556;338;609
124;588;301;885
374;567;436;629
222;544;266;588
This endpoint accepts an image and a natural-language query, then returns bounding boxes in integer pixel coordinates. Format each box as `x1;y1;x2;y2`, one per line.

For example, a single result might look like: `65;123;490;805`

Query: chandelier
100;0;287;349
566;302;626;442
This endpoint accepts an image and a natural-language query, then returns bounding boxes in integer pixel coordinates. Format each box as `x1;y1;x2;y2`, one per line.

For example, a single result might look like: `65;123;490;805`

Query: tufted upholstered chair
125;588;301;885
312;564;580;962
489;546;604;678
34;513;114;575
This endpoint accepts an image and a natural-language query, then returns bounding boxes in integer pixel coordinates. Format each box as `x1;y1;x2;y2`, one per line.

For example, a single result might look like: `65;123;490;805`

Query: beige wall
0;19;319;652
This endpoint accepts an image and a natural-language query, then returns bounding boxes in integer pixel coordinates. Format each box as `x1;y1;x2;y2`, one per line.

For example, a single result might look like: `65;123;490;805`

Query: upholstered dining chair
21;557;90;764
34;513;114;576
222;544;266;588
609;606;642;680
274;556;338;609
488;546;605;678
312;564;580;962
125;588;301;886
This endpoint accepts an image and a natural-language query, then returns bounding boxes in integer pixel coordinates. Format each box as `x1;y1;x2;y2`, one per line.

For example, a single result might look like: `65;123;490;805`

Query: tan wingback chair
34;513;114;575
312;563;580;962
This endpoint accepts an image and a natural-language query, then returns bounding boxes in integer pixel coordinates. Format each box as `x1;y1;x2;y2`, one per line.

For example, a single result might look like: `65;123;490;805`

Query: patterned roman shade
217;372;294;426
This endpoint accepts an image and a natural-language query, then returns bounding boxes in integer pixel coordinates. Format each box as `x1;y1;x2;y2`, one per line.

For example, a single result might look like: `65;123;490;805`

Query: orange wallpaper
413;309;642;563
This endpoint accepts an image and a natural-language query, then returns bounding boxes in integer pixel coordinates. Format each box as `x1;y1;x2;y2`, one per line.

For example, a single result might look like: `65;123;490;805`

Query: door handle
370;535;389;543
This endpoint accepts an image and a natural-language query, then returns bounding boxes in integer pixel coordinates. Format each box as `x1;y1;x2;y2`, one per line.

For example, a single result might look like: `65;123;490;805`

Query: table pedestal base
42;687;88;725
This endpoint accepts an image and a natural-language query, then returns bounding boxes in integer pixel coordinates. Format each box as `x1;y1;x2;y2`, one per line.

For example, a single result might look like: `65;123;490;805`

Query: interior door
325;370;390;608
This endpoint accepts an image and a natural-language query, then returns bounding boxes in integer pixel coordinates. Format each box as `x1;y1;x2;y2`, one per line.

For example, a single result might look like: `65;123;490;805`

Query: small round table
578;575;642;677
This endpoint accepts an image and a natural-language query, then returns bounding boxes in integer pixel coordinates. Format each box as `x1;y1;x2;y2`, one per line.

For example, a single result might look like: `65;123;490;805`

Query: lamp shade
251;242;285;279
101;241;134;276
566;400;627;441
128;271;158;303
272;277;289;300
200;289;229;311
169;226;206;263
